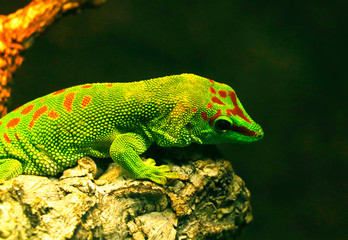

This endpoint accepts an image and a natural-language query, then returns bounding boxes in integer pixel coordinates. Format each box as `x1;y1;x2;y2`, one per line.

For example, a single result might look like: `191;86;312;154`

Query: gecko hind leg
0;159;23;181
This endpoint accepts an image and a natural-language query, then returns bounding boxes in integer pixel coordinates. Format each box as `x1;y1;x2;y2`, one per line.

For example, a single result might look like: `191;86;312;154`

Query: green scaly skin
0;74;263;184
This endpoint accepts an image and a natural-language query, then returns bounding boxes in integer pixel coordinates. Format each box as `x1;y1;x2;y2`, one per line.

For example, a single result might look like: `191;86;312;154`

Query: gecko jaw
230;125;259;137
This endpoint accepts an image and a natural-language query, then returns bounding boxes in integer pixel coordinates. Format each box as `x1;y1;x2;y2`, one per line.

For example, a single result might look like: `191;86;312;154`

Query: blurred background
2;1;346;239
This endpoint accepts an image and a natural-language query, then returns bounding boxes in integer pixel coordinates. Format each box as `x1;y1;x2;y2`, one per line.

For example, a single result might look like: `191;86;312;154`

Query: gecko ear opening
213;116;233;132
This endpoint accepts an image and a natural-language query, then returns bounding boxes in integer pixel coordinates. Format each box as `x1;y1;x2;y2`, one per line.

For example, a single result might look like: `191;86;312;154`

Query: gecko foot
140;158;179;185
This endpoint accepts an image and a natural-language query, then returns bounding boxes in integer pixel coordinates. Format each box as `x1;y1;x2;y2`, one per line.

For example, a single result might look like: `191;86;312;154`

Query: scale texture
0;73;263;184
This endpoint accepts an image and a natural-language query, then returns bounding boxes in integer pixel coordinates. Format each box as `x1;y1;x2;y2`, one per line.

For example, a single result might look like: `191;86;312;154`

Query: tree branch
0;146;252;239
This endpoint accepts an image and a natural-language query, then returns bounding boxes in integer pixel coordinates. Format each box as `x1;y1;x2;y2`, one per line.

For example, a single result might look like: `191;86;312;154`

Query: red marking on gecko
3;133;11;143
63;92;75;113
48;110;59;119
201;112;208;121
15;133;20;140
21;104;34;115
201;109;223;126
81;95;92;109
207;79;215;84
106;83;113;87
218;90;227;98
52;89;66;95
6;118;20;128
12;107;20;112
207;103;213;109
209;110;223;125
29;106;48;129
192;107;197;112
81;84;93;89
226;91;251;124
211;97;225;105
0;121;2;126
209;87;217;94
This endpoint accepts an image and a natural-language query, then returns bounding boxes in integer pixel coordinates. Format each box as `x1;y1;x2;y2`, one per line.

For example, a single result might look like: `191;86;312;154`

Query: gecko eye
214;116;233;132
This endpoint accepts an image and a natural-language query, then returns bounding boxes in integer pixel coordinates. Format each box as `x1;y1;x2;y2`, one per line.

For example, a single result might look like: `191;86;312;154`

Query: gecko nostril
256;131;264;138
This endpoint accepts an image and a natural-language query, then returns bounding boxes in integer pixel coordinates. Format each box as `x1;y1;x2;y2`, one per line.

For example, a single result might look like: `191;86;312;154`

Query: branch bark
0;0;105;117
0;146;252;240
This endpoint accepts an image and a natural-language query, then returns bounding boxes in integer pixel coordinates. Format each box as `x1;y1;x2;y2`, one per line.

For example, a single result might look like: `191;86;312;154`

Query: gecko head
209;114;264;143
187;75;264;144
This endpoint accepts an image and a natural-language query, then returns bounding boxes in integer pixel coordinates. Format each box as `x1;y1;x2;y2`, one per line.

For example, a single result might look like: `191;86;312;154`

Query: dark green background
2;1;346;239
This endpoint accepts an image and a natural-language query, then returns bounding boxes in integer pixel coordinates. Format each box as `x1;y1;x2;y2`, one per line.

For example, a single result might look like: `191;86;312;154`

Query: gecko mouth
230;125;259;137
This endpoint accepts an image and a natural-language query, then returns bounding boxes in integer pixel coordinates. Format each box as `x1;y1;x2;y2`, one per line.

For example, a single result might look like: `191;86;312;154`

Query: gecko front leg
109;133;179;184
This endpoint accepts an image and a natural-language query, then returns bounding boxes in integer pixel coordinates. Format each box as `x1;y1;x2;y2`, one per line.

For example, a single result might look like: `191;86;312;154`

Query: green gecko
0;74;263;184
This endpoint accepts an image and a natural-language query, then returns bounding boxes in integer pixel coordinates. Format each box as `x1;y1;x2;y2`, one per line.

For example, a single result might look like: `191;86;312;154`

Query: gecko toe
144;158;156;166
